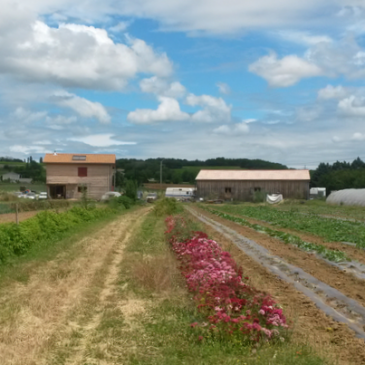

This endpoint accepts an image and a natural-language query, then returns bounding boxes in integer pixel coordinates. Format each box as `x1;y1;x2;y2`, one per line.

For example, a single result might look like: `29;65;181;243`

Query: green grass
110;211;331;365
210;203;365;248
0;203;14;214
0;182;47;194
0;209;130;287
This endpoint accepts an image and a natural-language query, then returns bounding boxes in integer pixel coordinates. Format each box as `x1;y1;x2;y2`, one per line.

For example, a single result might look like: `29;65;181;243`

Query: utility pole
160;160;163;185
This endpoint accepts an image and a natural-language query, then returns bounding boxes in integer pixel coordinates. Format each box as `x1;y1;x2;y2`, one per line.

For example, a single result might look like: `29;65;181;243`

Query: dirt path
0;207;150;365
0;210;39;223
188;206;365;365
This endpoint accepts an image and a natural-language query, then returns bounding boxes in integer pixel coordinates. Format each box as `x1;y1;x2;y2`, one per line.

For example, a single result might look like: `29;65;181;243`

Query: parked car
12;192;24;198
146;193;158;203
25;193;37;200
101;191;122;201
38;192;48;200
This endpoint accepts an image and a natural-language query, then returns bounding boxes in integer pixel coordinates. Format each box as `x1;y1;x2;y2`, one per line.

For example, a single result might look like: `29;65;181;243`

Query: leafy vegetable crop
211;205;365;249
203;207;349;263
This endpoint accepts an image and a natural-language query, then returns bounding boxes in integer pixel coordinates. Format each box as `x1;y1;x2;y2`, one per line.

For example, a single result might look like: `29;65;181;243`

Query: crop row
211;205;365;248
203;207;349;263
165;215;287;342
0;206;118;264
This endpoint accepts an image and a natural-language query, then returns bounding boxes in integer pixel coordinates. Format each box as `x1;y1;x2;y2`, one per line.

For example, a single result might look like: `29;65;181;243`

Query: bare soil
0;210;39;223
0;207;151;365
189;206;365;365
216;209;365;264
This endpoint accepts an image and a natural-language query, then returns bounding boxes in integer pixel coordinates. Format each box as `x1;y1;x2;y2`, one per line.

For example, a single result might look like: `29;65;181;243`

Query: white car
38;192;48;200
101;191;122;201
25;193;37;200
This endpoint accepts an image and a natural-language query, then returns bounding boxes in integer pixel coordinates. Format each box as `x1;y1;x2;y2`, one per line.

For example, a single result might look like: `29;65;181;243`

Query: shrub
117;195;134;209
0;206;117;264
153;198;181;216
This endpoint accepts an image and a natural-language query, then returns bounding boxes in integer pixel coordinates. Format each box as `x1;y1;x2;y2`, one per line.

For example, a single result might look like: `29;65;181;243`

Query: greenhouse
326;189;365;207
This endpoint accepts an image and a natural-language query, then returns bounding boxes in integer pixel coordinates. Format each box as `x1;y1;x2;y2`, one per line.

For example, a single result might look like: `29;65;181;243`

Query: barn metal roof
196;169;310;181
44;153;116;164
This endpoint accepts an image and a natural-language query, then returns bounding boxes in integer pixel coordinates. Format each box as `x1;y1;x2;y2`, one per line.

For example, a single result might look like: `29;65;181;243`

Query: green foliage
116;157;287;185
205;207;349;262
125;180;138;201
0;206;117;264
311;157;365;194
252;190;267;203
212;204;365;249
153;198;181;216
117;195;133;209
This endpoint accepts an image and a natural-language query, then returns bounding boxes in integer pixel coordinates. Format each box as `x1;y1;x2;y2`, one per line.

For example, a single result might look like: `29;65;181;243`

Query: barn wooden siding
196;180;309;201
46;163;114;200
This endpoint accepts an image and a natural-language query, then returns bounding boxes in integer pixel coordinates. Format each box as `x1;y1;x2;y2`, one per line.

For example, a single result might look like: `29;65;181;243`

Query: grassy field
0;182;47;193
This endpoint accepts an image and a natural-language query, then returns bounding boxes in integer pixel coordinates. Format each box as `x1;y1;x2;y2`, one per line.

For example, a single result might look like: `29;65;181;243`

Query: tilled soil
0;210;39;223
194;206;365;306
189;206;365;365
210;208;365;264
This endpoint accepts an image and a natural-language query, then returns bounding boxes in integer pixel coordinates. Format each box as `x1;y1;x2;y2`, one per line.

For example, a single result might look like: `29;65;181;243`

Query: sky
1;1;365;168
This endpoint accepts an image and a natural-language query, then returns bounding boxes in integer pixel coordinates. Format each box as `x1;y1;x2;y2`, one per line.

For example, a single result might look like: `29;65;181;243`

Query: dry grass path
0;206;151;365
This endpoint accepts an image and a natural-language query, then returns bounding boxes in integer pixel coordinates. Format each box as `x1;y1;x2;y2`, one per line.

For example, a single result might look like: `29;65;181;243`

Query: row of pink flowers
165;215;288;342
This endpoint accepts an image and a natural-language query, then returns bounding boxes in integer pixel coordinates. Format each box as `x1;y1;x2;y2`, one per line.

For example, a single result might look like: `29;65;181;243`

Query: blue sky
1;0;365;168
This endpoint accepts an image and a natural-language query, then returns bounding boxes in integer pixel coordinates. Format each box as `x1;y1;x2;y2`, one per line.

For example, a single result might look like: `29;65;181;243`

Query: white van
165;187;196;201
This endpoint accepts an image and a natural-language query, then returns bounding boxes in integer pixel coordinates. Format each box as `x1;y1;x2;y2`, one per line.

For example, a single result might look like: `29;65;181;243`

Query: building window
78;167;87;177
78;186;87;193
254;187;261;192
225;187;232;193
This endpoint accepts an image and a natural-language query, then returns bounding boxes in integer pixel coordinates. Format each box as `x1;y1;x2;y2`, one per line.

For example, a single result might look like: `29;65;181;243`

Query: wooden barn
44;153;116;200
196;170;310;201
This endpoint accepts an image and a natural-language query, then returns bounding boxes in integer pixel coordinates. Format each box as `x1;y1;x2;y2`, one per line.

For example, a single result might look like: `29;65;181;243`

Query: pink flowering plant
165;215;288;342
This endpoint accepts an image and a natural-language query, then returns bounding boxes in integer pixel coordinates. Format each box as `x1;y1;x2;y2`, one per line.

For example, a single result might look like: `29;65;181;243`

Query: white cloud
0;18;173;90
45;115;77;125
249;53;322;87
140;76;186;98
11;107;47;123
127;96;189;124
216;82;231;95
186;94;231;123
109;21;131;33
352;132;365;140
276;31;333;46
68;134;136;147
9;145;49;154
213;121;250;135
318;85;348;99
52;91;111;123
338;95;365;116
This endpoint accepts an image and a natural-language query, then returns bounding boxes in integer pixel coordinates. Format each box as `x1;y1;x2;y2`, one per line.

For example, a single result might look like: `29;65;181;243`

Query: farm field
273;200;365;221
1;201;365;364
0;182;47;193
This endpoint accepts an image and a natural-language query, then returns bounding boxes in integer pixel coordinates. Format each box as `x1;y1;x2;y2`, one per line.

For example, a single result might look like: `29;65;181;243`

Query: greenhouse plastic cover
327;189;365;207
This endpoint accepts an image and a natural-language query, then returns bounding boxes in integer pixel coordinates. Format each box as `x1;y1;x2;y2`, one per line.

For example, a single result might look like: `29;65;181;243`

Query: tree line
310;157;365;193
116;157;287;185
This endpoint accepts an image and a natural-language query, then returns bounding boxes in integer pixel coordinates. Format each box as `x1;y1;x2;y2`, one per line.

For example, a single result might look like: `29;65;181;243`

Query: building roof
196;169;310;181
43;153;116;164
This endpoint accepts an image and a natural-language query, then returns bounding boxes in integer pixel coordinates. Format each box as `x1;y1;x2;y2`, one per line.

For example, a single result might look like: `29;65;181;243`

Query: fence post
16;203;19;225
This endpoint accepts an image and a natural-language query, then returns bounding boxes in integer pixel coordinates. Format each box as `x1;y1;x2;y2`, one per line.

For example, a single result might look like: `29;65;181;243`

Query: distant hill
116;157;288;185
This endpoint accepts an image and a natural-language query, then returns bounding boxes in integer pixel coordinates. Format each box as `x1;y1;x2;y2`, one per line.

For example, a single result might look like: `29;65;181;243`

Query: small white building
1;172;21;182
310;187;326;199
165;187;196;200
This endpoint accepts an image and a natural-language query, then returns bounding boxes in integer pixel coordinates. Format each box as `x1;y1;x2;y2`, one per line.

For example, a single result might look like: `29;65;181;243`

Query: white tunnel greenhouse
326;189;365;207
